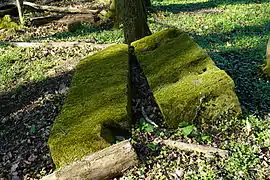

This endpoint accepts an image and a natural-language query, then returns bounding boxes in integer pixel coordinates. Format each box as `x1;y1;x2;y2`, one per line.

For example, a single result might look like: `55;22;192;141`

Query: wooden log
2;41;114;49
162;140;229;157
23;1;99;14
41;140;138;180
29;15;65;26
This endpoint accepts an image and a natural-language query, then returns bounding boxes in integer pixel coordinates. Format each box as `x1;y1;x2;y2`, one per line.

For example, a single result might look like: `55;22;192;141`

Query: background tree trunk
121;0;151;44
143;0;151;9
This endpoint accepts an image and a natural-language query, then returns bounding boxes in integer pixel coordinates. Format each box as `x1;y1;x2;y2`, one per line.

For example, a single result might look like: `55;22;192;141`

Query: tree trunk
143;0;151;9
121;0;151;44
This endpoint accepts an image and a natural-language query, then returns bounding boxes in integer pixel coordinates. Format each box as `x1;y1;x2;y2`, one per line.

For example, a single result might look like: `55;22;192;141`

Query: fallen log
162;140;229;157
23;1;99;14
41;140;138;180
29;15;65;26
2;41;114;49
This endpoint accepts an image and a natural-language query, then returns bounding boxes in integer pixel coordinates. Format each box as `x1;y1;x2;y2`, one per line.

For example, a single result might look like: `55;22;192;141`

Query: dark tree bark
121;0;151;44
143;0;151;9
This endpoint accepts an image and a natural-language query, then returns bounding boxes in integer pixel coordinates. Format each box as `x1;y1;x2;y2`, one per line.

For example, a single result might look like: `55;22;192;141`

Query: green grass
0;44;98;92
24;24;125;44
0;47;49;91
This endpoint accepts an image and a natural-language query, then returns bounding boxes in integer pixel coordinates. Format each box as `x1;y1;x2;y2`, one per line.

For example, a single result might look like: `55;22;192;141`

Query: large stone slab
48;44;129;168
48;28;241;168
131;28;241;128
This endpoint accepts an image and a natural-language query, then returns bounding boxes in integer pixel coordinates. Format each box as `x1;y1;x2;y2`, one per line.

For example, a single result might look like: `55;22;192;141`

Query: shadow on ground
27;23;111;42
194;23;270;116
0;71;73;178
153;0;269;14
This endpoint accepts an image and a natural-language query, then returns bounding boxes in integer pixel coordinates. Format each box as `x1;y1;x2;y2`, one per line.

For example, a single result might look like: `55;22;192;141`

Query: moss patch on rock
48;28;241;168
131;28;241;128
48;44;129;168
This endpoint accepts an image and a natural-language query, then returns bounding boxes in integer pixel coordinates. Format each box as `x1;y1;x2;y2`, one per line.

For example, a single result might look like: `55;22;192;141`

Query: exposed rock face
48;28;241;168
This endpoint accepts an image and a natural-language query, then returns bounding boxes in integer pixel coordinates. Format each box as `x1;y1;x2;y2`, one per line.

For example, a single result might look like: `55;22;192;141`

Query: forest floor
0;0;270;179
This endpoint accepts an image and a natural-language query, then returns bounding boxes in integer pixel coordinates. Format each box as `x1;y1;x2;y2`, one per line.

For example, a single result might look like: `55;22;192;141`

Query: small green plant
0;15;20;30
181;125;195;137
140;118;154;133
147;142;158;151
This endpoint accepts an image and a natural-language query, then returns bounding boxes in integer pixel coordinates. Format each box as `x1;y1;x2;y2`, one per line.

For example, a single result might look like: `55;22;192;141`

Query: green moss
262;58;270;77
48;44;129;167
49;28;241;168
131;28;241;128
0;15;20;30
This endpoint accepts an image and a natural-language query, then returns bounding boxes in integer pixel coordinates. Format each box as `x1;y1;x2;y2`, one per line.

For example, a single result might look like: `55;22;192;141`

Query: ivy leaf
202;135;211;142
157;131;165;137
144;124;154;133
30;125;36;134
179;121;189;128
182;125;194;137
147;143;157;151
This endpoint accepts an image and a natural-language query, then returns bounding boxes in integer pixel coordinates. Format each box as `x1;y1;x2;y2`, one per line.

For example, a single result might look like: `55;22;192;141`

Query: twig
162;139;229;157
141;106;158;127
191;95;205;123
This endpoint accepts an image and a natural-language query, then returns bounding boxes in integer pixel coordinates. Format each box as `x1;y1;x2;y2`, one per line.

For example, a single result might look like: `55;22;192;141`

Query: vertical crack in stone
127;46;165;127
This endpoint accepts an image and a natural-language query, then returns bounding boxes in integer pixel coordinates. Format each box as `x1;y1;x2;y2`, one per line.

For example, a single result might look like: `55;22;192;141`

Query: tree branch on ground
23;1;99;14
2;42;115;49
162;140;229;157
41;140;138;180
29;15;65;26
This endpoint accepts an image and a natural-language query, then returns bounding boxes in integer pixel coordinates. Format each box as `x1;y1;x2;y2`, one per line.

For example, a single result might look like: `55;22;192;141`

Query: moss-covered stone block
48;44;129;168
48;28;241;168
131;28;241;128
